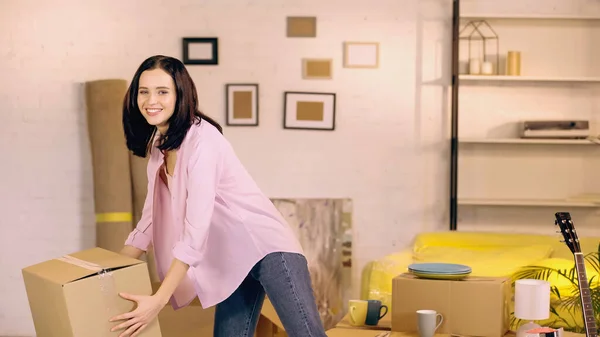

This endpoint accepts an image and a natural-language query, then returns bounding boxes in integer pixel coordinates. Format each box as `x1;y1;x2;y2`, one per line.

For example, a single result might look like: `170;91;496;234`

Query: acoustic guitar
554;212;598;337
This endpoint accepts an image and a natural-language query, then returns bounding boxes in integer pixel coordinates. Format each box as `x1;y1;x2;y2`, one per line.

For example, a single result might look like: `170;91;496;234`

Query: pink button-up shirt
124;120;304;309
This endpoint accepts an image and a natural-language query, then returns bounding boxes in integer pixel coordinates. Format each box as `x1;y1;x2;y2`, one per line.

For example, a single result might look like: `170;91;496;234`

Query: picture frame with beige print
225;83;259;126
283;91;336;131
302;58;333;80
286;16;317;38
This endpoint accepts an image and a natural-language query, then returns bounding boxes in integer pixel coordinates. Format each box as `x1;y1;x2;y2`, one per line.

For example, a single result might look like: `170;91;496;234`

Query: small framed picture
343;42;379;68
284;91;336;131
182;37;218;65
286;16;317;38
302;58;333;79
225;84;259;126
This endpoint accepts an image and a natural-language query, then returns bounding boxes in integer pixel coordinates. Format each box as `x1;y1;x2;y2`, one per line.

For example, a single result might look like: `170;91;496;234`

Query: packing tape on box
57;255;120;317
96;212;133;223
56;255;104;271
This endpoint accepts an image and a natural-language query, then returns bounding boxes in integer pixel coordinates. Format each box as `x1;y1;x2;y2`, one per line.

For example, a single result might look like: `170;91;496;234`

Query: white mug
417;309;444;337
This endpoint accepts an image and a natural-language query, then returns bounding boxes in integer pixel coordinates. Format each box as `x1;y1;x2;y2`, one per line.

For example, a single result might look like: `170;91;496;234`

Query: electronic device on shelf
554;212;598;337
521;120;590;139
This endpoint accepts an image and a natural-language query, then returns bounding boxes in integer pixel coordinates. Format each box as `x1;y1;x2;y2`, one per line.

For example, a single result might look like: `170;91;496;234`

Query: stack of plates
408;262;472;280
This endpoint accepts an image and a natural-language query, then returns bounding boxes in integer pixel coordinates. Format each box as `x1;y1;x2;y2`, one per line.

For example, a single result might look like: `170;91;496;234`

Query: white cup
417;309;444;337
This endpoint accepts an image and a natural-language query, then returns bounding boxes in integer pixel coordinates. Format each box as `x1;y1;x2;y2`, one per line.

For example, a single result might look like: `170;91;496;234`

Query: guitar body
555;212;598;337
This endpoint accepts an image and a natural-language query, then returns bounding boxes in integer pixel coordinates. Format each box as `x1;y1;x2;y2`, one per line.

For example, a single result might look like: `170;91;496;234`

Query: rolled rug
84;79;132;253
130;152;160;282
129;153;148;227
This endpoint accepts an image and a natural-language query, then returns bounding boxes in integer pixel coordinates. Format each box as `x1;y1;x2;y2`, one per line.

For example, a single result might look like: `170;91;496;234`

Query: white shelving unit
459;138;598;145
456;11;600;234
458;198;600;207
461;14;600;20
459;75;600;83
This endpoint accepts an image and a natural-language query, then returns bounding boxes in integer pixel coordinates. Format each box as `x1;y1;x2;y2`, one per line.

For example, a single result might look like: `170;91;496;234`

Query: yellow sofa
361;231;600;332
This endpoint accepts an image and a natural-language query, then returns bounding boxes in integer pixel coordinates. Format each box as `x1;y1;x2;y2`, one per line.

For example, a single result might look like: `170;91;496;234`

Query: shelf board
458;198;600;207
460;14;600;20
459;138;597;145
459;75;600;83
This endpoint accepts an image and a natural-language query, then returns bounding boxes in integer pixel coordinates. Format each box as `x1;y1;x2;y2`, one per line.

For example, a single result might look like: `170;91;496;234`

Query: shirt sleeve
124;157;156;251
172;135;222;268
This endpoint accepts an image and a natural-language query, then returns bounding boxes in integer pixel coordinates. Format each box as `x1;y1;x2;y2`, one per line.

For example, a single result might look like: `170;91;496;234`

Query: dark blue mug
365;299;388;326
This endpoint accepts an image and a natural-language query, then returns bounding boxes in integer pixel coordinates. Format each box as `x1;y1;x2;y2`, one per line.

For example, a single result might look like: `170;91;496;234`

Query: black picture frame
283;91;336;131
225;83;259;127
182;37;218;65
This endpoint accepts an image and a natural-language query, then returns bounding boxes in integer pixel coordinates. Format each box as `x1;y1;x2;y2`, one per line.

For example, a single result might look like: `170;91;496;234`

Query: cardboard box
335;312;391;331
148;281;215;337
153;284;285;337
22;247;162;337
323;312;392;337
254;297;288;337
391;273;510;337
325;328;393;336
158;302;213;337
156;296;281;337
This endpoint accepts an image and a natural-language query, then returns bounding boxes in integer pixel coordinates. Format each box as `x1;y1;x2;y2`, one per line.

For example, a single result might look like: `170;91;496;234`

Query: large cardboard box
253;297;288;337
158;301;214;337
149;281;215;337
153;282;285;337
391;273;510;337
22;247;162;337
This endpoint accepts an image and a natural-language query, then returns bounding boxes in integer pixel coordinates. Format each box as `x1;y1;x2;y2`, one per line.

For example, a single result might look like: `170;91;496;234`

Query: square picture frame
182;37;219;65
343;41;379;68
284;91;336;131
225;84;259;126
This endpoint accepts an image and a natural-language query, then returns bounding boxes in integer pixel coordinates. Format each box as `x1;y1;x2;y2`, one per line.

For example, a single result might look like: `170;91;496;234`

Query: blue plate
408;262;472;275
408;269;471;275
411;271;471;280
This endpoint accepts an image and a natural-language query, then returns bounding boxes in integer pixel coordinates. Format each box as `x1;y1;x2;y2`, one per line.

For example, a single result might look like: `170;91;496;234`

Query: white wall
0;0;452;335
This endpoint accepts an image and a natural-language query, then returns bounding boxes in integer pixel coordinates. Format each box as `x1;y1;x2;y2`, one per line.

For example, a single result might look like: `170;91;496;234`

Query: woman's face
137;68;177;132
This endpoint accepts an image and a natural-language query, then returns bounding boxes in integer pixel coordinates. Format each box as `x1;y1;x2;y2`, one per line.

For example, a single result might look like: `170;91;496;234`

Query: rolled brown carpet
130;153;160;281
129;153;149;226
84;79;132;253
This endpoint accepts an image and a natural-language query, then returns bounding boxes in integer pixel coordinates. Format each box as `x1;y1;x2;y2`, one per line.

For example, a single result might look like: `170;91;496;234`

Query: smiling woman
116;55;327;337
122;55;222;158
137;69;177;133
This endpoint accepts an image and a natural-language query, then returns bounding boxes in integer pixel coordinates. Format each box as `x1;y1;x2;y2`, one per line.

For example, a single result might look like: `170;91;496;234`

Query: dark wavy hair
122;55;222;157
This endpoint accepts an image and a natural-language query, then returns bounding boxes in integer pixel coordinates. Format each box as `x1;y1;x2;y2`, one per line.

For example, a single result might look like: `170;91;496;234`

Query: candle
482;61;493;75
507;51;521;76
469;58;481;75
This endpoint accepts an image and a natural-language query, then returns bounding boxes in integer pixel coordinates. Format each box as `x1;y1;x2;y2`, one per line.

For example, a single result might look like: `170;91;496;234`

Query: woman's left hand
109;292;166;337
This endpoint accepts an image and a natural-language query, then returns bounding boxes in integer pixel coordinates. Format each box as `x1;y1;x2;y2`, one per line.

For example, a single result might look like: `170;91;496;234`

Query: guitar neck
574;253;598;337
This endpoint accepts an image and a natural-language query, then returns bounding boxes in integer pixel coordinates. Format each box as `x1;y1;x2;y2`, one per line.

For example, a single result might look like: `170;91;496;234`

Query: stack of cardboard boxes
22;248;511;337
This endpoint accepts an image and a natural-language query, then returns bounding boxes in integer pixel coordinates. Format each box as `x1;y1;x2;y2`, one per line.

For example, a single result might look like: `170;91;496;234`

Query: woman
108;55;327;337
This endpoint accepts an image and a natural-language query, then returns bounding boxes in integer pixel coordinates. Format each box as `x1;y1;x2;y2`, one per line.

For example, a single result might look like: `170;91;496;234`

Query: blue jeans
213;252;327;337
